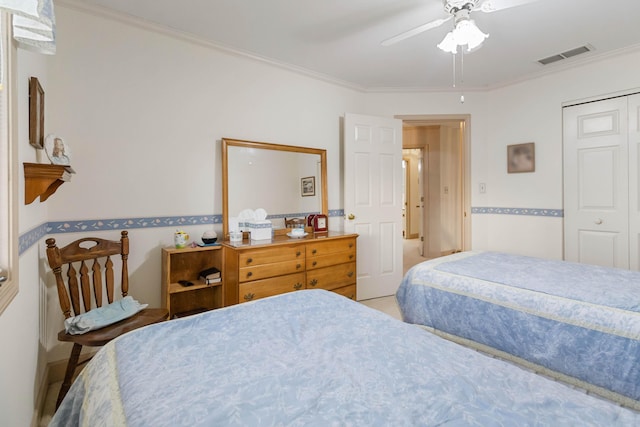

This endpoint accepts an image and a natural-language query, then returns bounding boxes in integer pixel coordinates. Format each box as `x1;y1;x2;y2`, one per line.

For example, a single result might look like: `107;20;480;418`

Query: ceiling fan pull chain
452;52;457;88
460;48;465;104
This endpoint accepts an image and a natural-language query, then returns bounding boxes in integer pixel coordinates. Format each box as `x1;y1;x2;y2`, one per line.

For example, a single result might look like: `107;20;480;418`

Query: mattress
396;251;640;406
50;289;640;426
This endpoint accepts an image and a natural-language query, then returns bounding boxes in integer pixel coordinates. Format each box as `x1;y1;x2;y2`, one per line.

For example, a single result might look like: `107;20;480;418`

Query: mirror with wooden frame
221;138;328;238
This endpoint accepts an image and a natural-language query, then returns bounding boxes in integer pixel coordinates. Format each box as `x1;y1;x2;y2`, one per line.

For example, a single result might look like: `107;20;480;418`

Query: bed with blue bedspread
51;289;640;426
396;251;640;408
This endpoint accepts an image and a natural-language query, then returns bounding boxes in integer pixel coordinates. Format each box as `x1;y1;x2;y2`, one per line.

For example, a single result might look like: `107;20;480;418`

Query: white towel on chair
64;296;148;335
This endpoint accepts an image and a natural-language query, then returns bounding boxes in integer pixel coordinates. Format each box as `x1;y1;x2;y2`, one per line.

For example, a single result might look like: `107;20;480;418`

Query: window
0;12;18;315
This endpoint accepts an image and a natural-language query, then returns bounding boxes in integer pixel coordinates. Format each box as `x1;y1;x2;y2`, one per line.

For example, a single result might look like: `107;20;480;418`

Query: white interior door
563;97;629;268
344;113;403;300
629;94;640;270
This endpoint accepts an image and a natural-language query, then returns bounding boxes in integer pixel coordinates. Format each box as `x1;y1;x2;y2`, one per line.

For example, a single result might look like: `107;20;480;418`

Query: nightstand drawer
239;246;304;267
331;284;357;301
306;251;356;270
239;259;304;283
239;273;305;303
306;262;356;291
306;238;356;258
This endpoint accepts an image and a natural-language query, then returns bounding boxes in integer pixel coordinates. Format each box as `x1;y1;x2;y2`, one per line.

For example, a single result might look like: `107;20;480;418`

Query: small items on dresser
174;230;190;248
307;214;328;233
236;208;273;241
199;266;221;285
201;230;218;245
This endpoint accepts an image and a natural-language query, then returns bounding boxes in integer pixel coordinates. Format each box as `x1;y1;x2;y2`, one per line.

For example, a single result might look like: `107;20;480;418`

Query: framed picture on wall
29;77;44;149
301;176;315;197
507;142;535;173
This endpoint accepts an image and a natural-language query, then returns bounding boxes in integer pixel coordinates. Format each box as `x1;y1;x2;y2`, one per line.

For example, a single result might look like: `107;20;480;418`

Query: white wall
0;49;49;427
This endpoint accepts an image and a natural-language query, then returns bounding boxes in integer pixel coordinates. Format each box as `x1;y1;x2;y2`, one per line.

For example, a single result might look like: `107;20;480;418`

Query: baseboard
31;364;50;427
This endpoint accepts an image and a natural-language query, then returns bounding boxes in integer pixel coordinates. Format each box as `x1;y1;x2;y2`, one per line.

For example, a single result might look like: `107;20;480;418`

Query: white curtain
0;0;55;54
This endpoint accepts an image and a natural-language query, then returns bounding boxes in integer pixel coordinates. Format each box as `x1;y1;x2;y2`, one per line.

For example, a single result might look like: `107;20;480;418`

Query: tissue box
247;220;272;241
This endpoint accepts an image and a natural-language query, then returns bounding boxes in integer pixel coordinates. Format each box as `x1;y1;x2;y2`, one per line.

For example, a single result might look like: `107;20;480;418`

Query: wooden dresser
223;232;357;305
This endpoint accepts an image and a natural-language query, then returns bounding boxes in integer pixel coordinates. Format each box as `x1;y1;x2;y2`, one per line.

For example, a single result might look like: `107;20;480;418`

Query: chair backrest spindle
67;263;80;317
92;259;103;307
79;261;91;312
105;256;114;303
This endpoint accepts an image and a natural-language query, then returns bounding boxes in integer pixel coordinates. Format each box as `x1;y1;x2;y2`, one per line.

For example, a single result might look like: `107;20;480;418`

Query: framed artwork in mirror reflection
301;176;315;197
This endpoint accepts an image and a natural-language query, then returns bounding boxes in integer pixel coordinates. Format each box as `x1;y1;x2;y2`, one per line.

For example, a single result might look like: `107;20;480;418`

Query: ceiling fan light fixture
437;8;489;54
437;31;459;54
455;19;489;51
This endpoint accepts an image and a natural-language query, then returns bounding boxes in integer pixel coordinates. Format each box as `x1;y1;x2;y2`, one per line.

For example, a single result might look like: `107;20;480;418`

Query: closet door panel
563;97;629;269
629;94;640;271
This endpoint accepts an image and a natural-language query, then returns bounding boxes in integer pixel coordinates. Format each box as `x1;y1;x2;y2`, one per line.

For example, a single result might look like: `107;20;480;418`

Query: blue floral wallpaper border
20;208;560;255
18;222;49;255
19;210;347;255
471;207;564;217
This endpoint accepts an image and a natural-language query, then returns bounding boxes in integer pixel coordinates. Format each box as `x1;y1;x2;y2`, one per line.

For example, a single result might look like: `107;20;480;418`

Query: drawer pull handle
312;249;317;255
349;254;354;259
296;251;301;257
349;243;353;248
247;272;253;278
309;279;318;287
294;283;303;290
347;271;354;278
296;264;302;269
312;261;317;267
247;258;253;264
244;293;255;301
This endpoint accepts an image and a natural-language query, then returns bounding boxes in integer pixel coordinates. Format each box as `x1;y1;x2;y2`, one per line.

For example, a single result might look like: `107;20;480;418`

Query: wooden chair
46;230;168;408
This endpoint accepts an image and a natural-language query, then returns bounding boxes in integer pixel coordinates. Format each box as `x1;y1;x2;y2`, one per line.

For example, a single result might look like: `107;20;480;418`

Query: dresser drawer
306;262;356;291
239;273;305;303
306;238;356;258
239;246;304;267
306;251;356;270
331;284;357;301
239;259;304;283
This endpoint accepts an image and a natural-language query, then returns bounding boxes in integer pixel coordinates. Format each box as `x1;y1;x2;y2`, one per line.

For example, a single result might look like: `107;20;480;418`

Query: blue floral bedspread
396;251;640;403
51;289;640;426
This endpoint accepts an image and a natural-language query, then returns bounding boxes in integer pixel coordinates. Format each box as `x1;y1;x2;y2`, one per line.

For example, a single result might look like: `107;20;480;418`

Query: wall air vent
538;45;593;66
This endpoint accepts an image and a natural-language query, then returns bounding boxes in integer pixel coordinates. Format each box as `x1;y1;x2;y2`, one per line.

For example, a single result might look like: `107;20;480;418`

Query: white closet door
563;97;629;269
629;94;640;270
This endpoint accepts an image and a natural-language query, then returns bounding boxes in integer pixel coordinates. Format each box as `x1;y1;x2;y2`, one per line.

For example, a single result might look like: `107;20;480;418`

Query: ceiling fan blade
381;16;452;46
478;0;540;13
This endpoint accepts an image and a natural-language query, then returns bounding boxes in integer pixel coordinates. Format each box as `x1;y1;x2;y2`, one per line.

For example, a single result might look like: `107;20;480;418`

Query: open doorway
399;115;470;273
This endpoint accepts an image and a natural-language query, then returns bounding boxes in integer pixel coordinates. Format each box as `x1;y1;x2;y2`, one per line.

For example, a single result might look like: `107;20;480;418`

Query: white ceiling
70;0;640;91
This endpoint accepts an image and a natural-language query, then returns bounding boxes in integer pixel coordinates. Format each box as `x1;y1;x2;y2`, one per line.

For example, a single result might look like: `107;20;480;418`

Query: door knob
594;218;603;225
347;214;355;220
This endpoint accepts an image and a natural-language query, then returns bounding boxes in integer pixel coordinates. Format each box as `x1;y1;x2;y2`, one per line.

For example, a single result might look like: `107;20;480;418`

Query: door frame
396;114;472;252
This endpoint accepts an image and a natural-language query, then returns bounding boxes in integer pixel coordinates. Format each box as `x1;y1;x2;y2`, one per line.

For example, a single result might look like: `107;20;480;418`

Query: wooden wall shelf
23;163;73;204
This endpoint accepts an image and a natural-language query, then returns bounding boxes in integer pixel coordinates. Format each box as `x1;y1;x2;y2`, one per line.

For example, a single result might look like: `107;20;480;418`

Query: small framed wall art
301;176;315;197
507;142;535;173
29;77;45;149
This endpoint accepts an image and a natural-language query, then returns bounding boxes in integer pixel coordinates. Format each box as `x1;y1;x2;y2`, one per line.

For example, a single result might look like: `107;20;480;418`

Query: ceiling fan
381;0;540;51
